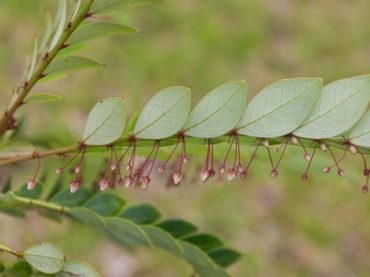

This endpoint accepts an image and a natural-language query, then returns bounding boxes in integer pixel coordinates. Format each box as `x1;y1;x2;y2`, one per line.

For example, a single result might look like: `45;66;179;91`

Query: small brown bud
270;169;278;178
55;168;63;175
323;167;331;173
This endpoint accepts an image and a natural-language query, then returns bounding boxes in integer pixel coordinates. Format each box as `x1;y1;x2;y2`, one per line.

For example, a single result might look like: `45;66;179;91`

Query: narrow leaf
68;207;106;227
27;38;38;81
184;81;247;138
120;203;161;224
44;56;101;79
24;242;65;274
157;219;198;238
294;75;370;139
182;233;223;252
91;0;163;14
58;43;88;57
49;0;67;51
70;0;81;22
83;191;125;216
141;225;183;254
56;261;100;277
25;93;63;104
133;86;191;139
106;217;152;246
83;97;126;145
208;248;242;268
68;23;138;45
349;111;370;147
50;187;92;207
238;78;322;137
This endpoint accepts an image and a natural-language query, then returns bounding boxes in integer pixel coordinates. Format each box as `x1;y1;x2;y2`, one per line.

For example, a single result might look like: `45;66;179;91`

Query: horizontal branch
0;242;23;258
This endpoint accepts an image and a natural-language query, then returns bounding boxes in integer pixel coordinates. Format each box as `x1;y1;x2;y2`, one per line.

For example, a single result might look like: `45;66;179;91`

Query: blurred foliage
1;0;370;276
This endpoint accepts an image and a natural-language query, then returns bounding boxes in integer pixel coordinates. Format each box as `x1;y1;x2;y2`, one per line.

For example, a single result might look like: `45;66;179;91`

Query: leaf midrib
238;81;319;129
184;86;242;131
84;100;122;142
298;79;370;129
135;92;187;135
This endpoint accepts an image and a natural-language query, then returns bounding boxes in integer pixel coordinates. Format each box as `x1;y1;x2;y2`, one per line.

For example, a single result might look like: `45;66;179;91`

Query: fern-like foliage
0;183;241;277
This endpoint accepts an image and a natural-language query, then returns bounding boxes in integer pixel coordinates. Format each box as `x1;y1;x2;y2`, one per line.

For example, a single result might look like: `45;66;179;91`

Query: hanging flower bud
200;169;210;182
301;173;308;182
55;168;63;175
141;176;151;190
70;180;80;193
209;169;216;178
362;185;368;194
323;167;331;173
125;163;132;171
123;176;133;188
219;164;226;174
304;153;312;161
27;178;36;190
320;142;327;152
158;164;166;173
240;170;248;179
111;163;118;171
227;168;236;181
349;144;357;155
262;139;269;148
270;169;278;178
290;135;299;145
338;169;344;177
74;164;81;174
173;171;183;185
99;178;109;191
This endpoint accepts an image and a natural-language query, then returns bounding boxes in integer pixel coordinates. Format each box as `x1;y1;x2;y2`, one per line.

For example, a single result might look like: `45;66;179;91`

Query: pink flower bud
301;173;308;182
111;163;118;171
362;185;369;194
262;139;269;148
74;165;81;174
55;168;63;175
158;164;166;173
219;164;226;174
270;169;278;178
99;178;109;191
290;136;299;145
209;169;216;178
240;170;248;179
70;180;79;193
323;167;331;173
227;168;236;181
173;171;183;185
304;154;312;161
238;165;243;173
182;156;188;164
141;176;151;190
125;164;132;171
200;169;209;182
27;178;36;190
123;176;133;188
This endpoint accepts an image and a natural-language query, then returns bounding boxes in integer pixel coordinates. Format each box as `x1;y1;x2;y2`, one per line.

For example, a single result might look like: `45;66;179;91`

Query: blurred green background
1;0;370;276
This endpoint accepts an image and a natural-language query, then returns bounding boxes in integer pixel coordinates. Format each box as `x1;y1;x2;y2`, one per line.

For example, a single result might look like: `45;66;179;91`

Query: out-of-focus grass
1;0;370;276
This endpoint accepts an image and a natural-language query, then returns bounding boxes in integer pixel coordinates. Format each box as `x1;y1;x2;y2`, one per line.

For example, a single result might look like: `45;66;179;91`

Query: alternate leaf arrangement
0;0;369;276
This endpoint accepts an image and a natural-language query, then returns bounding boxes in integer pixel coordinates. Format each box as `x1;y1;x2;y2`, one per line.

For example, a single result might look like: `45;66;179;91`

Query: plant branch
0;0;95;136
0;242;23;258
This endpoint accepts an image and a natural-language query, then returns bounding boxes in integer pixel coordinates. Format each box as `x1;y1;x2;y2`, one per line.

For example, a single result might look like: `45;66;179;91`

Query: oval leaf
133;86;191;139
68;207;106;227
141;225;183;254
24;242;65;274
349;111;370;147
83;191;125;216
68;23;138;45
120;203;161;224
83;97;126;145
50;187;92;207
57;261;100;277
106;217;152;246
238;78;322;137
25;93;63;104
157;219;198;238
182;233;223;252
184;81;247;138
294;75;370;139
208;248;242;268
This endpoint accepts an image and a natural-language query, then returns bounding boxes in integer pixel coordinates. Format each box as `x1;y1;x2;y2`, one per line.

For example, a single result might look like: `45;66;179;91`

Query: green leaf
91;0;163;14
133;86;191;139
44;56;101;80
49;0;67;51
238;78;322;137
157;219;198;238
83;97;126;145
106;217;152;246
68;207;106;227
4;260;32;277
24;242;65;274
176;241;229;277
25;93;63;104
83;191;125;216
120;203;161;224
70;0;81;22
27;38;38;81
15;183;43;199
56;261;100;277
184;81;247;138
58;43;88;58
349;111;370;148
50;187;92;207
294;75;370;139
141;225;183;254
208;248;242;268
68;23;138;45
1;177;11;193
182;233;223;252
